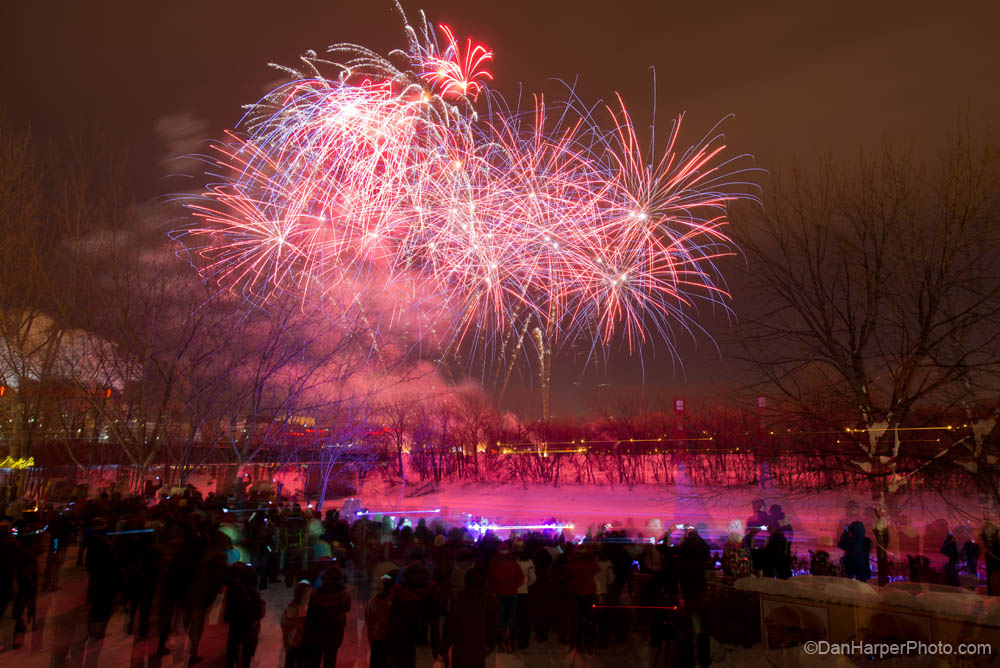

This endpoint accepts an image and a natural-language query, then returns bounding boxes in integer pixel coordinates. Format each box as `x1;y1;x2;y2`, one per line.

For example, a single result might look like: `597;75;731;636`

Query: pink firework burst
182;5;758;362
420;24;494;101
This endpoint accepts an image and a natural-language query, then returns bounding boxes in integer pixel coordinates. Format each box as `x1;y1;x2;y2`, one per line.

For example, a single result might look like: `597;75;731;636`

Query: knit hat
321;564;346;589
727;519;744;544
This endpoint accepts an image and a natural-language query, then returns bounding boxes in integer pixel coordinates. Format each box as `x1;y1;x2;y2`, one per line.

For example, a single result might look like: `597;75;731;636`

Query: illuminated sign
0;456;35;470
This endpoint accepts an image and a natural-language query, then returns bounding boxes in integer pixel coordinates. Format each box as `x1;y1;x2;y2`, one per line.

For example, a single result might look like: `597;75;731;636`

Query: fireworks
184;3;754;357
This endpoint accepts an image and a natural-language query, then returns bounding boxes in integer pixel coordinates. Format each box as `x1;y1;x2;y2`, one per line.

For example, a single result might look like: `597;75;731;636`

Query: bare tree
736;131;1000;580
0;119;124;490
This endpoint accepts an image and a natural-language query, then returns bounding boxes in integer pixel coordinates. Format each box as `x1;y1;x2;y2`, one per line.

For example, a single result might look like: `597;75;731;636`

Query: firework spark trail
420;24;493;101
183;3;756;361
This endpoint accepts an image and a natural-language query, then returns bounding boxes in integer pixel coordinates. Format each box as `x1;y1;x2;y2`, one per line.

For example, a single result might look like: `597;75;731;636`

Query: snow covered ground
2;558;984;668
67;459;989;568
0;550;654;668
354;477;987;568
1;478;993;668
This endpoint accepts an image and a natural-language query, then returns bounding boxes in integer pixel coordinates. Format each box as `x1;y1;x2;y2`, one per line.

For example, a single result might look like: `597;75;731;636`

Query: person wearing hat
981;520;1000;595
514;541;536;650
302;564;351;667
224;562;265;668
565;544;600;655
365;576;394;668
450;547;476;598
84;517;118;643
388;552;441;668
442;569;497;668
487;541;524;652
281;580;312;668
0;523;21;636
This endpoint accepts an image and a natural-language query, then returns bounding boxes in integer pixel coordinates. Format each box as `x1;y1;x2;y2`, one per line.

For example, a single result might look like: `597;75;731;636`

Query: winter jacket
442;587;497;667
0;535;23;599
565;553;600;596
594;558;615;596
450;559;475;594
388;581;440;654
364;593;392;643
838;521;872;582
677;533;711;609
487;555;525;596
302;586;351;648
677;533;710;586
223;564;265;627
722;540;752;578
186;547;229;610
281;594;309;648
516;557;537;595
763;531;792;579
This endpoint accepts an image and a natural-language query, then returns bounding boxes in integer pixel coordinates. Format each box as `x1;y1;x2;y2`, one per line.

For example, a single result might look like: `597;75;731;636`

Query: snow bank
711;642;856;668
352;479;982;565
881;582;989;620
733;576;999;626
735;575;879;605
913;590;985;618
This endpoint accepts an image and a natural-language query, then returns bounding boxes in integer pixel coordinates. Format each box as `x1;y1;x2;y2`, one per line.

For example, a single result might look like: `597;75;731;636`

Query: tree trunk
874;523;890;586
870;457;889;585
317;471;329;513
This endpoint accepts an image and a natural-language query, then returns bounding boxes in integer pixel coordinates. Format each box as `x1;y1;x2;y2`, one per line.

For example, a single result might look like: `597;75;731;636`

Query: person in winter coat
941;533;961;587
124;528;160;639
388;554;441;668
442;569;498;668
84;518;118;640
245;512;275;590
365;577;394;668
281;580;311;668
564;545;600;655
676;530;709;602
762;527;792;580
677;528;712;667
531;545;555;643
645;547;681;668
961;538;981;578
721;522;752;579
838;521;872;582
157;530;191;656
514;542;537;650
302;565;351;668
981;521;1000;595
450;547;476;598
594;547;615;599
593;546;616;650
0;523;19;630
486;541;524;652
371;542;399;592
809;550;836;576
224;563;265;668
185;535;228;665
41;506;73;592
3;521;37;650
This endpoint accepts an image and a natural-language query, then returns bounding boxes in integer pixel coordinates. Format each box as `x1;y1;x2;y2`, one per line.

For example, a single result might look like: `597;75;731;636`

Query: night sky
5;1;999;414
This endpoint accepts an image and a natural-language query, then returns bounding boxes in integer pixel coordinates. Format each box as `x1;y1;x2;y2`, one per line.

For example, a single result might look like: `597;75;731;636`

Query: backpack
249;588;266;622
732;546;753;578
723;544;752;578
365;596;391;642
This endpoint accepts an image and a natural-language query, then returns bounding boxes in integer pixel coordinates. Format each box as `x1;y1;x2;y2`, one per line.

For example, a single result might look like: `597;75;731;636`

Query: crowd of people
1;486;999;667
